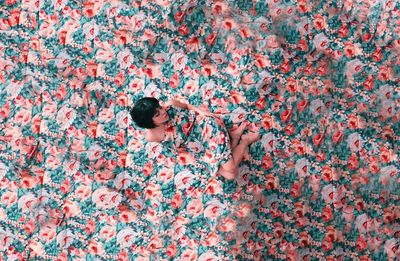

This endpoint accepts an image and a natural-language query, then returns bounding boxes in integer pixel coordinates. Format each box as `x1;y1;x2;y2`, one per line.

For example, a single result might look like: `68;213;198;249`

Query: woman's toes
230;121;249;138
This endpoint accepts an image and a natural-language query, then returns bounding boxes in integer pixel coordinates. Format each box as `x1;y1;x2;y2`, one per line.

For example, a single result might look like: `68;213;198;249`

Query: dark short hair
130;97;161;129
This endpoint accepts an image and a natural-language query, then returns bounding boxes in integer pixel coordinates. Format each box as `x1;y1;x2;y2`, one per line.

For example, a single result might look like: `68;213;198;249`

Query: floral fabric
0;0;399;260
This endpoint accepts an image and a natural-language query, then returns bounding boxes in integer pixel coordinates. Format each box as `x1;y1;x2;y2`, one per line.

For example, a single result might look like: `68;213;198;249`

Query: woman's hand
193;108;216;118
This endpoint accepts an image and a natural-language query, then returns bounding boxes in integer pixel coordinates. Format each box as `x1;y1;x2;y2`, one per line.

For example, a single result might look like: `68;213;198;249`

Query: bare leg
218;132;260;180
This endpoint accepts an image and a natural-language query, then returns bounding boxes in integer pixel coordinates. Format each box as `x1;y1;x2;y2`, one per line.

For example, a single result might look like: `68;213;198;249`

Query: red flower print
297;39;309;52
362;33;372;42
166;243;177;258
115;131;125;147
178;24;189;35
356;236;367;251
174;11;185;23
117;93;128;107
297;100;308;112
265;174;278;190
83;2;96;18
255;97;266;110
114;72;125;87
143;162;153;176
280;109;292;123
338;25;349;37
313;14;326;30
363;75;375;91
254;54;269;69
312;133;324;147
286;77;297;93
344;42;356;58
284;124;295;136
368;156;380;174
299;231;310;247
205;33;217;46
347;154;359;170
8;9;20;27
290;182;302;198
322;237;333;251
262;155;273;170
378;65;392;81
322;206;333;222
86;61;98;77
280;60;291;74
372;48;383;62
171;193;182;209
332;130;343;144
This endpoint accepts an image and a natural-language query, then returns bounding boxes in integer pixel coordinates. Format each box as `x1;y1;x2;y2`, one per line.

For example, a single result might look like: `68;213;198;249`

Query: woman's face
152;106;169;126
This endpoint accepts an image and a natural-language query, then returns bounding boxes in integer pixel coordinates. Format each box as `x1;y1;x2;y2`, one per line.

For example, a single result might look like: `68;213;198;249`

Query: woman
130;97;259;180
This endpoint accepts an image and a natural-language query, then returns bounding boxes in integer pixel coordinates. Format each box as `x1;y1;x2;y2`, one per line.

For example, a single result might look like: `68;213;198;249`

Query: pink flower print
92;187;122;209
62;200;81;218
1;191;17;208
14;108;32;125
148;235;163;253
205;178;223;195
180;249;198;261
17;193;38;213
144;182;161;200
119;206;138;223
174;170;194;190
218;216;237;233
166;242;178;258
42;101;57;117
313;14;327;30
86;144;103;161
88;240;105;256
384;239;399;259
117;251;129;261
203;232;220;247
99;225;116;242
321;184;335;204
56;229;74;248
204;199;224;220
171;52;188;71
56;105;75;129
28;240;45;258
186;198;204;217
39;226;56;243
116;228;137;248
313;33;330;52
347;133;363;152
0;101;11;119
295;158;310;178
201;62;217;77
171;192;183;209
157;167;173;183
345;59;364;82
235;202;252;218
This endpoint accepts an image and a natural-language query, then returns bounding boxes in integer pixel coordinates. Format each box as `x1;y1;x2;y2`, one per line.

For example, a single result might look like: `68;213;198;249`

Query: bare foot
241;132;260;145
243;146;251;161
229;121;248;147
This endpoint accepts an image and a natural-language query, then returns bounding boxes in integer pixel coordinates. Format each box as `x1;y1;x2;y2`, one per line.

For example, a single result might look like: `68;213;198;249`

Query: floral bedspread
1;0;399;260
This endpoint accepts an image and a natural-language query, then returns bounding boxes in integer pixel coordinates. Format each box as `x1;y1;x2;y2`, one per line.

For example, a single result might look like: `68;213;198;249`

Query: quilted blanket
0;0;399;260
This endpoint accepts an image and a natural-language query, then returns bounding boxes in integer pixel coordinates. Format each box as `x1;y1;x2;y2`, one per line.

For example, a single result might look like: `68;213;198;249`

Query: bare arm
166;99;215;117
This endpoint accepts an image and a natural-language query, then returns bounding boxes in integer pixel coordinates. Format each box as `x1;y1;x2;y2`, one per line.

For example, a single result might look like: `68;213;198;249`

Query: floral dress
163;105;233;175
138;106;237;260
